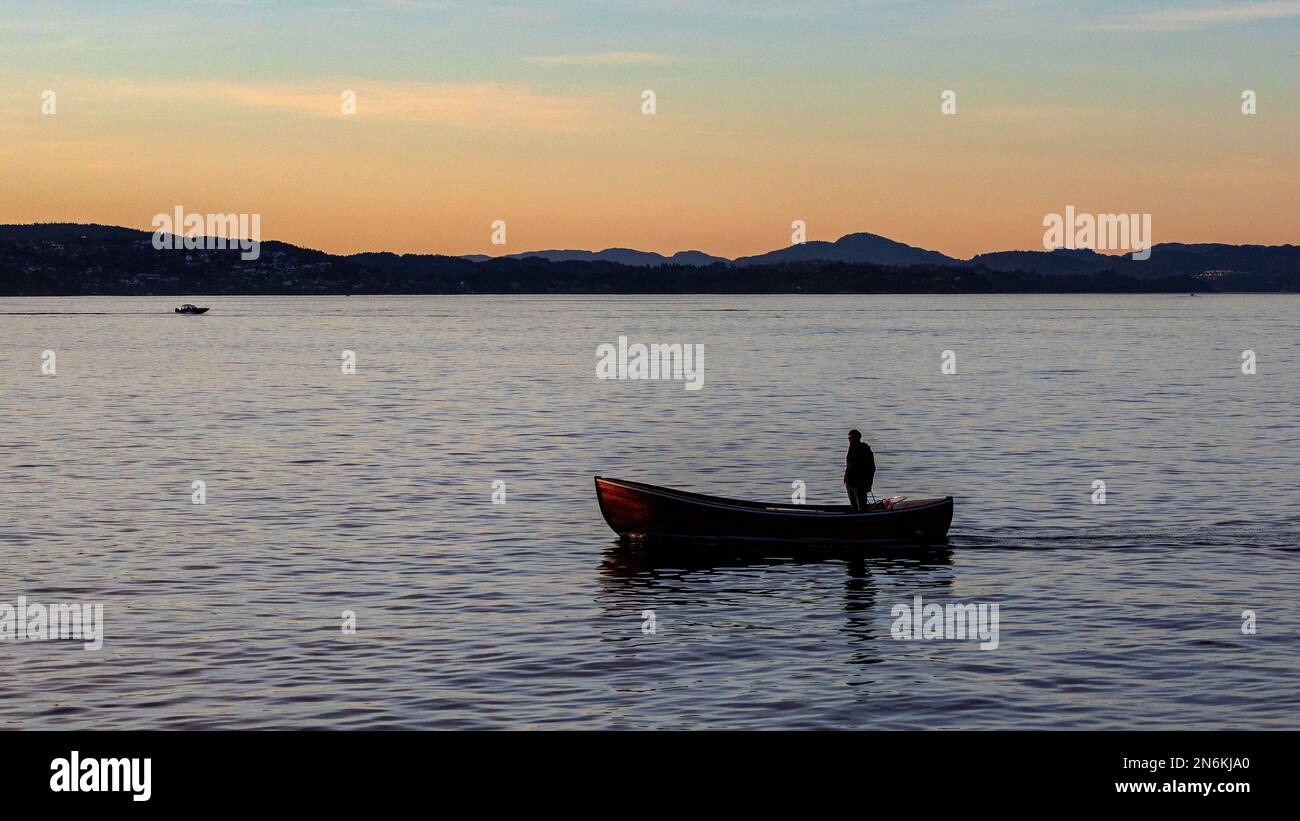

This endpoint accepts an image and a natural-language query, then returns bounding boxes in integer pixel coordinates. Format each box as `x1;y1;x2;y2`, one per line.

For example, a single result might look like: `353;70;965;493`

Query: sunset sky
1;0;1297;258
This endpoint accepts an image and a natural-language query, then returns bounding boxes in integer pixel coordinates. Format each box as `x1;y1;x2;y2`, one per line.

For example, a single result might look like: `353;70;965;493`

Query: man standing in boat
844;429;875;512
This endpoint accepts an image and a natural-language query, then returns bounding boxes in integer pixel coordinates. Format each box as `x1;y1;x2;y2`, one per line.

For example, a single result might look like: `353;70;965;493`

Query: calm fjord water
1;294;1297;729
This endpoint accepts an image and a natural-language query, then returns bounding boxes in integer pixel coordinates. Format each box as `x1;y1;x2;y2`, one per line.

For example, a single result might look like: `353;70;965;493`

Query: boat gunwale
594;476;952;519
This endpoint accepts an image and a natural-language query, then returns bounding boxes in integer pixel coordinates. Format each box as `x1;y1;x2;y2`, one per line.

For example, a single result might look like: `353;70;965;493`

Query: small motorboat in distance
174;304;209;314
595;476;953;547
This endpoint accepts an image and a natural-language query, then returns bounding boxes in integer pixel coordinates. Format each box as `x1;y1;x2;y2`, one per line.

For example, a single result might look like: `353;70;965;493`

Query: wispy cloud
91;79;611;132
1088;0;1300;31
524;51;676;66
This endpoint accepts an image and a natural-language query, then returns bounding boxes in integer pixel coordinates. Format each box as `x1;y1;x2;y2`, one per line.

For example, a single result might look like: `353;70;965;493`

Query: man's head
848;429;861;443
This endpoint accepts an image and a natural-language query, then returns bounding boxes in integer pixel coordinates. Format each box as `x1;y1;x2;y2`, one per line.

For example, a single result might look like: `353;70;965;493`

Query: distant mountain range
1;223;1296;295
475;231;1298;282
482;233;950;269
465;247;730;267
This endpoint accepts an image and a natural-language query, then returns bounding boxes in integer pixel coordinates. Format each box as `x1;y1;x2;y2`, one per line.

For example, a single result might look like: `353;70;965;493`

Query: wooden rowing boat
595;476;953;547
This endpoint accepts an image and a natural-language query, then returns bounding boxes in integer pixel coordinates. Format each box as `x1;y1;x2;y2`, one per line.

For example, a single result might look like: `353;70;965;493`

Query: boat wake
951;524;1300;551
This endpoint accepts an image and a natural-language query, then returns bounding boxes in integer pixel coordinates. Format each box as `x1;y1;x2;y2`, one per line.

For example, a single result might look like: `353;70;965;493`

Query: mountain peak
733;231;961;267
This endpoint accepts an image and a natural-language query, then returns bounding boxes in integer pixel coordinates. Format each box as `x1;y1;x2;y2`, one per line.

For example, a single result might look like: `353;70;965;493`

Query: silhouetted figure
844;429;875;512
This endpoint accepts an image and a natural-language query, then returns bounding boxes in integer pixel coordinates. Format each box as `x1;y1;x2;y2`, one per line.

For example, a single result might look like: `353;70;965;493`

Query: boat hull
595;476;953;547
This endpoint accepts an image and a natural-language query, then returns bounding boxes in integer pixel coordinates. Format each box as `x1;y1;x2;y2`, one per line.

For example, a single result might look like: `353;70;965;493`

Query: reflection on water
599;542;956;672
599;540;953;583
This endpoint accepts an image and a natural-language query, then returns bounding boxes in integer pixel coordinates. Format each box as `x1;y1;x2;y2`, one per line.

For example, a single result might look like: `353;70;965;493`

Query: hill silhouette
733;232;961;267
0;223;1295;295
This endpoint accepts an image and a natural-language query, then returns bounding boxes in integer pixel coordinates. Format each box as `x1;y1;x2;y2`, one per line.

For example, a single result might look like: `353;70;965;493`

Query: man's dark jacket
844;441;876;488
